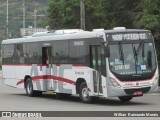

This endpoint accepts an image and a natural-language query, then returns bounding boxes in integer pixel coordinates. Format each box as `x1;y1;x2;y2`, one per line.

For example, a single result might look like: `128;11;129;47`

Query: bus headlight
152;75;159;85
110;77;121;87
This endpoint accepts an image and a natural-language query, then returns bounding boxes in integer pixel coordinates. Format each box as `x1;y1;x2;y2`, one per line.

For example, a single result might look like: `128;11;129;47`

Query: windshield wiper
136;41;144;56
118;42;124;64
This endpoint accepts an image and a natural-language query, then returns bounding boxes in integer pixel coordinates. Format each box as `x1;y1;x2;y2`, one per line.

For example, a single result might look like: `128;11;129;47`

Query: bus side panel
29;65;47;91
44;66;95;96
16;66;30;81
101;75;108;97
2;65;19;88
60;67;77;94
2;65;16;79
53;66;91;95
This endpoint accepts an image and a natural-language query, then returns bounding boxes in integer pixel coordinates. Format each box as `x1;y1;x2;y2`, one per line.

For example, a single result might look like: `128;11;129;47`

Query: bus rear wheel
118;96;133;102
79;82;93;103
25;78;42;97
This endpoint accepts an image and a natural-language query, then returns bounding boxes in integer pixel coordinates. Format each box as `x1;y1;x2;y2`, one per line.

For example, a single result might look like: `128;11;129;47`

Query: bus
2;28;159;103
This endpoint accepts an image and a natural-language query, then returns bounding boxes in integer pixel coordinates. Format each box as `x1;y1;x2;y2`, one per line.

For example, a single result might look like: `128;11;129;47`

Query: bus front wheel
79;82;93;103
118;96;133;102
25;78;42;97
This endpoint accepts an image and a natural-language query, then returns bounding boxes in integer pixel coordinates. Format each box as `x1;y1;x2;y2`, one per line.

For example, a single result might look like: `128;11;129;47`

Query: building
20;26;48;37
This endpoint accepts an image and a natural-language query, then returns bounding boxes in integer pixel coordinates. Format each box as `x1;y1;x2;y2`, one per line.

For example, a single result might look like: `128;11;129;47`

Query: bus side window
53;41;69;64
69;40;86;64
26;43;41;64
14;44;24;64
2;45;14;64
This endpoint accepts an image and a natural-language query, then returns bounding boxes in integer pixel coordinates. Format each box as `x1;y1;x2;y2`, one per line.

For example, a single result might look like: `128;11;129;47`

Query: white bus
2;28;159;103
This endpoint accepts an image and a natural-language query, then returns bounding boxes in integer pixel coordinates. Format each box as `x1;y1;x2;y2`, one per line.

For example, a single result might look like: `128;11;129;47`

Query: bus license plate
133;91;142;96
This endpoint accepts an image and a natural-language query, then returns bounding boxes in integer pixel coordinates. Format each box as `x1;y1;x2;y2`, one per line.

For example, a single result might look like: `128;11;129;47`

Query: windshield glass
109;42;156;75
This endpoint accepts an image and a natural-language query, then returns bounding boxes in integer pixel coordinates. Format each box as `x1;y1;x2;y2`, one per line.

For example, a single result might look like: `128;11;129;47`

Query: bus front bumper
106;84;159;97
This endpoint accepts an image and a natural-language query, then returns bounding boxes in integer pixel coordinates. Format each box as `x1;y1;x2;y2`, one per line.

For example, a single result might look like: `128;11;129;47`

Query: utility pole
80;0;85;30
23;0;25;29
33;10;45;29
6;0;8;39
34;9;37;28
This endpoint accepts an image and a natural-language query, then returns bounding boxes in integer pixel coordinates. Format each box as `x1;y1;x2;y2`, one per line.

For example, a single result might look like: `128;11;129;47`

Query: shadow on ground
10;93;153;106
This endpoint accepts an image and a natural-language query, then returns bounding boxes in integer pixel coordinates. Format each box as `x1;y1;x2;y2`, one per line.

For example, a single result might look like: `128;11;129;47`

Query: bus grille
124;87;151;95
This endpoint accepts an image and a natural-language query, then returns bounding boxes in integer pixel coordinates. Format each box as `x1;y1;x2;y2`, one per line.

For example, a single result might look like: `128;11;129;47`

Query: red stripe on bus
72;64;85;67
2;64;32;66
2;64;46;66
16;75;76;86
16;80;24;85
3;64;85;67
32;75;76;85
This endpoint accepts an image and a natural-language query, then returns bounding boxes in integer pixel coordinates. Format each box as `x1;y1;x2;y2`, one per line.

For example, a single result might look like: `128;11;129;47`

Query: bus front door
42;47;53;91
90;45;103;95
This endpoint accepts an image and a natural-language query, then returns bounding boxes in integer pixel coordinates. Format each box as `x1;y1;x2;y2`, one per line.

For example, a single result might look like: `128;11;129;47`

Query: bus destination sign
111;33;148;41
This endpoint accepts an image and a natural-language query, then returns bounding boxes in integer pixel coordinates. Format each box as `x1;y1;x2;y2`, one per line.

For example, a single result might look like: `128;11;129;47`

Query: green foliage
47;0;160;38
47;0;160;72
47;0;142;30
138;0;160;39
84;0;104;30
47;0;105;30
137;0;160;68
48;0;80;29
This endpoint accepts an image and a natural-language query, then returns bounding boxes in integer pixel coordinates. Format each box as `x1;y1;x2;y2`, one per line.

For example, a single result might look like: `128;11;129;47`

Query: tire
79;82;93;103
25;78;42;97
118;96;133;102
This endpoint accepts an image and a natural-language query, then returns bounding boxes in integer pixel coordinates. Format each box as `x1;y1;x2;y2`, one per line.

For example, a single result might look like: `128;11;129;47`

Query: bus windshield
108;42;157;75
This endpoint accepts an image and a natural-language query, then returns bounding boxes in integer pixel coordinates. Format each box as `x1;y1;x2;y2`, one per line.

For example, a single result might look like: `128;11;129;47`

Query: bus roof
104;29;150;34
2;29;151;44
2;31;99;44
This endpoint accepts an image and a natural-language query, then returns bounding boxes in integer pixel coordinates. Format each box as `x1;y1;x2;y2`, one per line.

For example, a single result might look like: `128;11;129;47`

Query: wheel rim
82;88;89;100
27;81;32;94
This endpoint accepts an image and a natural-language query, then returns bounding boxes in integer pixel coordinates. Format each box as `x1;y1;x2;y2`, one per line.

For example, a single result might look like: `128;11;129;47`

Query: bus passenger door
90;45;103;95
42;47;53;90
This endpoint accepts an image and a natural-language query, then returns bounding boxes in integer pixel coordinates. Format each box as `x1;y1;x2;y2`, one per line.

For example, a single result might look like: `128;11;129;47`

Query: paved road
0;71;160;120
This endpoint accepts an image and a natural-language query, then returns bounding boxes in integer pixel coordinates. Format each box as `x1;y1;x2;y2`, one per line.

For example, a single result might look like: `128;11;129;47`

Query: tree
138;0;160;67
47;0;105;30
49;0;143;30
100;0;142;29
47;0;80;29
138;0;160;39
